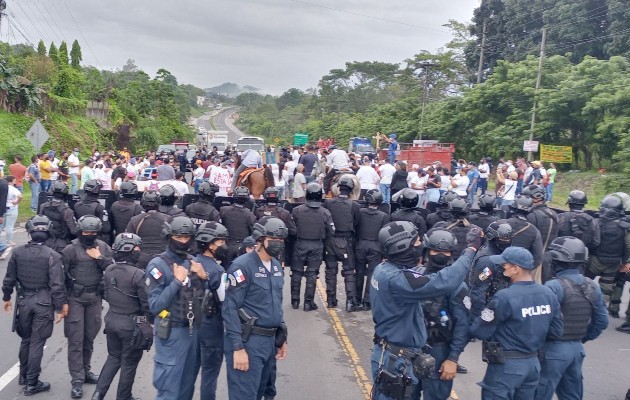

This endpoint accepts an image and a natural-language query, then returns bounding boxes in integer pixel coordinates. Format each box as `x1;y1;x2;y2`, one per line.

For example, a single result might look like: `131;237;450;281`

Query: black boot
304;300;318;312
24;381;51;396
19;374;26;386
71;383;83;399
291;300;300;309
346;298;362;312
362;301;371;311
457;364;468;374
84;371;99;384
327;296;338;308
91;391;105;400
617;320;630;334
609;309;620;318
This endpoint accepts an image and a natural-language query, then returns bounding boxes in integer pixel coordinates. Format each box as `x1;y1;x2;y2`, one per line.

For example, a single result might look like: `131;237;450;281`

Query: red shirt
9;163;27;187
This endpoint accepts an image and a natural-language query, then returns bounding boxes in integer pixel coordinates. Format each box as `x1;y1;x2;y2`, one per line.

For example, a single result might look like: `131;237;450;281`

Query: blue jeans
40;179;51;193
388;153;395;164
30;181;40;211
546;183;554;202
468;185;478;207
479;177;488;194
70;173;78;194
380;184;391;204
0;207;18;243
194;178;204;194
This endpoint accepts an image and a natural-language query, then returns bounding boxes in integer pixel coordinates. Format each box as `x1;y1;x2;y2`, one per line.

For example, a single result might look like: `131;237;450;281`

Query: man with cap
527;161;543;185
239;236;257;256
534;237;608;400
470;247;563;399
230;148;263;193
68;148;81;194
383;133;398;164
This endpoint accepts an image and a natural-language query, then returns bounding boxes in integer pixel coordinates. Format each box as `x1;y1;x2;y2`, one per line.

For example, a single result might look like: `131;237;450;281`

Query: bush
1;137;35;162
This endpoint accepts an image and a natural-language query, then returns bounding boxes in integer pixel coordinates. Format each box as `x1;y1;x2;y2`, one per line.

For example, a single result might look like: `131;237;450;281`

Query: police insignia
478;267;492;282
145;277;151;287
228;274;237;287
234;269;246;283
150;268;163;280
481;308;494;322
463;296;472;310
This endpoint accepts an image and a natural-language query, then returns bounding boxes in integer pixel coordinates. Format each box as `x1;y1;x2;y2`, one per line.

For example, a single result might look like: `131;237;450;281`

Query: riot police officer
255;187;297;237
585;195;630;318
74;179;112;244
426;191;458;229
2;215;67;396
434;198;482;261
355;189;389;310
535;237;608;400
92;233;150;400
185;181;221;228
469;194;500;231
524;184;559;251
39;181;78;252
469;221;515;318
417;228;471;400
220;186;257;265
158;184;185;217
61;215;114;399
505;195;544;273
126;191;171;270
557;190;600;252
223;218;289;400
189;221;229;400
110;181;143;236
470;247;563;399
370;221;482;399
323;175;362;311
290;183;335;311
145;216;207;400
390;188;427;237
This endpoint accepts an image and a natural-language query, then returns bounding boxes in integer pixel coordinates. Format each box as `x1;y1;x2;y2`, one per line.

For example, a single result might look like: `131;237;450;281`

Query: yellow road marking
316;279;373;399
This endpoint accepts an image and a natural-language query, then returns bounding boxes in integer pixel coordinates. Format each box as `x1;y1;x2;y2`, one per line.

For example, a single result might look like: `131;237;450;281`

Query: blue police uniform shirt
371;249;475;349
470;281;563;353
145;248;196;322
469;245;505;318
195;254;225;322
544;269;608;342
222;250;284;350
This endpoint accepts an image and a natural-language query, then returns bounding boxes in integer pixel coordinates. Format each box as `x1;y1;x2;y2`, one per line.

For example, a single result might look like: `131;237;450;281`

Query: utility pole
477;19;488;84
528;27;547;161
417;61;438;141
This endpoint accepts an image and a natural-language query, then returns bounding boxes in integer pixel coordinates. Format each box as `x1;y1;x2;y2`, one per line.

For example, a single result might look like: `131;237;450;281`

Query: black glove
466;227;483;250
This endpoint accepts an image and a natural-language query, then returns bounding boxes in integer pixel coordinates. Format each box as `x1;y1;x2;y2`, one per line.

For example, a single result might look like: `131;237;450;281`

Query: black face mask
80;234;97;247
116;250;141;265
213;244;228;259
30;231;49;243
389;245;422;267
496;241;511;252
169;238;191;257
430;253;451;266
263;240;284;258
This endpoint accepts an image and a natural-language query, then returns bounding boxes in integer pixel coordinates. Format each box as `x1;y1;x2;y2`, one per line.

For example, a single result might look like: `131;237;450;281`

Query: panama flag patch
150;268;163;280
234;269;246;283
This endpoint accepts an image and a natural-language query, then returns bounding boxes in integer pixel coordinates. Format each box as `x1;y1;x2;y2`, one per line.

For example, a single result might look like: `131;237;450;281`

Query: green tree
58;41;69;65
70;40;82;69
48;43;58;64
37;40;46;56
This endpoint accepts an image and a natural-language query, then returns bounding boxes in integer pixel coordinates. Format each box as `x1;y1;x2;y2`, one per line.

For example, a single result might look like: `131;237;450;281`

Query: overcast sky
2;0;478;94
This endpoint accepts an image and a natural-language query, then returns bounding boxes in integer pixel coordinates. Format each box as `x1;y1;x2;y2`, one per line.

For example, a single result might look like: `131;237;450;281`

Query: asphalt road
212;107;246;144
0;228;629;399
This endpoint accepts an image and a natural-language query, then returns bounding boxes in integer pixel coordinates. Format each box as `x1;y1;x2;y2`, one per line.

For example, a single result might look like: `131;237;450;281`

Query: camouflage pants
585;256;620;308
610;271;630;318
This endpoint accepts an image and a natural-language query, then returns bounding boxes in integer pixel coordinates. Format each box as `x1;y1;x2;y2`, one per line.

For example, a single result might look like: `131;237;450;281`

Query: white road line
0;346;46;392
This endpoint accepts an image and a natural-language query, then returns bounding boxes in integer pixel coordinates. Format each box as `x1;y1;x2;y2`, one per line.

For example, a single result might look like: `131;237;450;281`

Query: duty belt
334;232;353;238
503;350;537;359
374;335;420;359
82;285;100;293
241;325;278;337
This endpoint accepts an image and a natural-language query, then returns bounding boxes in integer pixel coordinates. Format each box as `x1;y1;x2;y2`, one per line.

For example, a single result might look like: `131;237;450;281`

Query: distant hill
204;83;259;98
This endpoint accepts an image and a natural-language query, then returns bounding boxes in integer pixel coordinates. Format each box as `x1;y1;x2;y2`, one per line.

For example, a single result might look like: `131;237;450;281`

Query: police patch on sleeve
228;274;237;287
463;296;472;310
480;308;494;322
478;267;492;282
150;267;163;281
145;277;151;287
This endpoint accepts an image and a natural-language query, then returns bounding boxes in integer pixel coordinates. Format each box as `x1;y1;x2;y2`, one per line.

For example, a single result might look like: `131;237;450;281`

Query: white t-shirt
68;154;80;174
410;174;428;194
326;150;350;170
452;175;469;196
6;185;21;209
193;167;205;180
170;180;190;196
285;161;298;177
293;173;306;198
95;168;111;190
478;163;490;179
50;158;60;181
503;178;517;201
209;166;231;196
378;163;396;185
356;165;380;190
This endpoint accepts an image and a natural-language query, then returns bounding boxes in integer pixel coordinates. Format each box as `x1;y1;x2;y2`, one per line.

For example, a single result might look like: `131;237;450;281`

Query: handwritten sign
540;145;573;163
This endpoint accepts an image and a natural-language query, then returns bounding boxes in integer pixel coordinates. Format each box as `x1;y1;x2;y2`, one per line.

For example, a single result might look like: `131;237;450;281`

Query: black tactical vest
158;254;204;324
468;212;499;232
422;296;453;345
111;200;141;234
222;206;253;241
426;211;451;229
14;244;53;290
104;263;142;315
324;198;355;233
185;200;219;228
295;206;326;240
528;205;559;249
558;278;596;341
74;199;100;219
42;200;70;239
132;211;169;256
67;239;106;287
593;219;625;261
159;205;185;217
255;205;281;220
357;208;388;241
391;209;425;233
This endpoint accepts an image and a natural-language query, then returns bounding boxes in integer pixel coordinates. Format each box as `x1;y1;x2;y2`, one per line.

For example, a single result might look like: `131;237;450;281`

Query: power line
13;0;47;42
31;0;62;42
22;0;54;42
8;11;35;44
7;16;34;46
62;0;102;69
287;0;450;34
40;0;68;43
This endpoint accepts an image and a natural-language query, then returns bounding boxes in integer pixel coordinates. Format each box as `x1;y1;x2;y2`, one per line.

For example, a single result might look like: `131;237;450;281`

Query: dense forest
236;0;630;172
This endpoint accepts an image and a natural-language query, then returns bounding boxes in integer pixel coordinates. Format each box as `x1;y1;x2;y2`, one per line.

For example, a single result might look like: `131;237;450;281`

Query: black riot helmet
510;195;533;213
264;187;280;203
159;184;178;206
364;189;383;205
141;190;160;210
548;236;588;264
567;190;587;208
77;215;103;233
338;175;354;193
438;191;458;209
305;183;323;208
233;186;250;204
448;198;470;217
252;217;288;241
120;181;138;198
161;216;196;238
378;221;419;257
398;188;419;209
478;194;497;210
195;221;229;244
26;215;53;233
83;179;102;195
423;228;458;252
485;221;514;242
112;233;142;252
198;182;219;201
522;184;545;201
600;194;625;220
51;181;69;197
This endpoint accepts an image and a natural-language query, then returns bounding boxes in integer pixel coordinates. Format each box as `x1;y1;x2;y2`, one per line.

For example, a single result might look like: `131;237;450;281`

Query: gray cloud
6;0;476;94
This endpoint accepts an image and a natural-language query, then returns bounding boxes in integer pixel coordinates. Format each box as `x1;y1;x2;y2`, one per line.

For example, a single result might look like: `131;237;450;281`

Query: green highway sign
293;132;309;145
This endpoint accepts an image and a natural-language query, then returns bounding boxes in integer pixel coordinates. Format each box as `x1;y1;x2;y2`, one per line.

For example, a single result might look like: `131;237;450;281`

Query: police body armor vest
295;206;326;240
223;206;252;241
593;219;625;261
357;209;387;241
74;200;100;219
326;198;355;233
558;277;596;341
391;209;423;231
468;213;499;231
42;200;70;239
111;200;140;234
185;200;218;227
529;206;558;248
104;263;142;315
159;254;204;324
68;240;105;287
441;220;476;260
256;205;281;219
160;205;184;217
426;211;450;229
14;244;53;290
421;296;452;346
134;211;169;256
